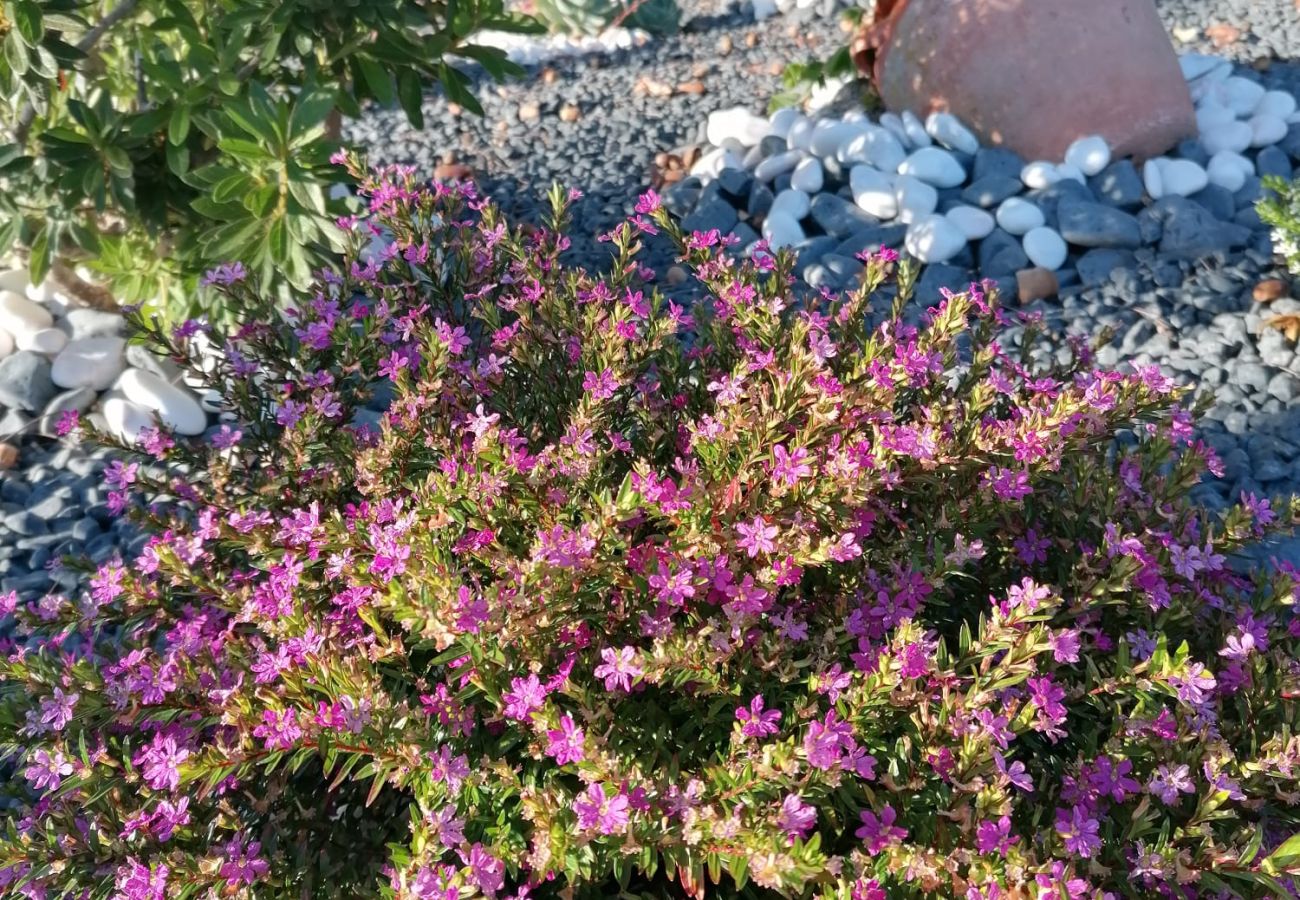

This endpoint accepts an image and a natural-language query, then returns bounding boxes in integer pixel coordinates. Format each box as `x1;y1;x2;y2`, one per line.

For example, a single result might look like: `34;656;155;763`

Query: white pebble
787;117;815;152
1207;151;1253;192
1222;76;1266;117
1250;114;1288;148
102;397;156;445
1022;227;1068;270
0;328;12;360
761;212;804;251
850;166;898;219
767;107;802;140
1195;101;1237;133
1020;161;1061;190
893;175;938;224
1199;120;1254;155
897;146;966;188
0;290;53;339
1257;90;1298;121
790;157;824;193
1055;162;1086;184
995;197;1045;236
17;327;67;356
1159;158;1209;197
810;121;866;158
879;112;911;148
1143;159;1165;199
924;111;979;154
1064;135;1111;177
905;214;967;264
119;367;208;435
769;188;811;220
690;147;742;180
1179;53;1226;82
706;106;770;147
837;127;906;171
754;150;802;181
0;270;29;295
944;205;996;240
751;0;778;21
901;110;931;148
51;336;126;391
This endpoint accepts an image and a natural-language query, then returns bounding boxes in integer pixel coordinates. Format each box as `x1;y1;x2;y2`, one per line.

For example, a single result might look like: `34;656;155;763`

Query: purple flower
976;815;1016;854
114;859;168;900
593;646;641;692
463;844;505;897
855;804;907;854
735;695;782;738
1148;764;1195;805
134;731;190;792
218;838;270;887
24;749;73;791
1055;806;1101;858
582;369;619;401
573;783;630;834
502;674;548;721
253;708;303;750
736;516;778;558
776;794;816;840
545;714;585;764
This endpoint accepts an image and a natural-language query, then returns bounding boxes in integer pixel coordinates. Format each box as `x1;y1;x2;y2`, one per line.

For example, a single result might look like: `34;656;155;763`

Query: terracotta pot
853;0;1195;162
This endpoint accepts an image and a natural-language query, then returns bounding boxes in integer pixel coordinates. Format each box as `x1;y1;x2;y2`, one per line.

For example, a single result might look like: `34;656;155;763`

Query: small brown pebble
559;103;581;122
767;62;784;76
517;101;541;122
717;34;733;56
744;31;758;47
541;67;559;84
1205;22;1242;48
447;102;463;117
433;162;473;181
660;168;685;185
0;443;17;470
667;266;689;286
1254;278;1289;303
1016;267;1059;304
677;80;707;96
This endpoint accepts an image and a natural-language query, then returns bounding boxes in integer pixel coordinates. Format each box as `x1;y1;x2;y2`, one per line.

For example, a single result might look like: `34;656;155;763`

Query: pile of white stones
0;269;214;450
679;51;1294;290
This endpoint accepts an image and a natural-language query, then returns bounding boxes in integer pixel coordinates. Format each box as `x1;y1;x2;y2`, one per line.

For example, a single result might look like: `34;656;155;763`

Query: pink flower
502;674;548;721
593;646;642;692
134;731;190;792
772;445;812;485
735;695;781;738
776;794;816;840
573;783;630;834
545;714;585;764
736;516;777;558
855;804;907;854
24;749;73;791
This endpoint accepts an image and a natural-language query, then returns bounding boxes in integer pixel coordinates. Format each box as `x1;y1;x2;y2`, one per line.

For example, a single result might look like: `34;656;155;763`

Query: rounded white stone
0;290;54;339
1055;162;1086;184
754;150;802;181
51;336;126;390
879;112;911;148
1200;120;1254;155
1143;159;1165;199
905;214;967;264
752;0;778;20
769;188;811;220
893;175;938;224
118;367;207;435
1249;113;1288;148
901;110;932;148
1064;135;1111;177
787;117;815;152
0;327;12;360
837;127;906;171
1180;53;1226;82
706;106;770;147
17;327;67;356
767;107;803;140
1159;158;1209;197
1022;227;1067;271
995;197;1045;236
24;279;50;305
924;111;979;154
1222;76;1266;117
897;146;966;188
691;147;743;180
944;205;996;240
761;212;804;251
0;270;29;295
103;397;156;444
810;121;867;158
790;157;824;193
1207;151;1253;192
1257;90;1298;121
1020;161;1061;189
1195;101;1237;134
851;166;898;219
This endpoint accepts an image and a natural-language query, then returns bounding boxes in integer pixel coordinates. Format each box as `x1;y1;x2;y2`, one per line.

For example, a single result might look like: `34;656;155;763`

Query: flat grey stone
0;351;56;412
1076;248;1137;287
961;175;1022;209
1089;159;1145;209
809;193;878;239
1058;200;1142;248
972;147;1025;181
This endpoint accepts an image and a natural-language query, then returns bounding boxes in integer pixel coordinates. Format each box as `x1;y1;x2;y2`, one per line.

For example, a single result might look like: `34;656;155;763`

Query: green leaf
1263;831;1300;874
168;105;191;145
288;89;335;139
396;70;425;130
268;217;290;263
356;56;395;106
28;225;51;284
13;1;43;47
4;33;31;75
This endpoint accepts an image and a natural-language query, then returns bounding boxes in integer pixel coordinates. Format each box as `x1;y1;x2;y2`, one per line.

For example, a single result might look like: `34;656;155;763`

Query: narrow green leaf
168;105;191;145
28;226;51;284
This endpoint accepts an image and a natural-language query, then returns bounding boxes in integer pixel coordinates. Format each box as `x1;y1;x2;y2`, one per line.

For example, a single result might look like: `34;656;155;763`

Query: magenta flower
218;838;270;887
736;516;777;558
134;731;190;792
545;714;586;764
502;674;548;721
253;708;303;750
593;646;641;692
114;859;169;900
771;445;812;486
1054;805;1101;858
855;804;907;854
776;794;816;840
24;749;73;791
573;783;630;835
735;695;782;738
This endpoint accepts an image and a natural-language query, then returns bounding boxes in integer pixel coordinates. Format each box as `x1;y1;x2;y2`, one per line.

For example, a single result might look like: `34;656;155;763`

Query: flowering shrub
2;159;1300;899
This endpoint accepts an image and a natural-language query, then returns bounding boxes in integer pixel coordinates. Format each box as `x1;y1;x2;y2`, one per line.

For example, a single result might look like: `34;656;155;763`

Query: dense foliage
2;160;1300;899
531;0;679;37
1259;174;1300;276
0;0;538;319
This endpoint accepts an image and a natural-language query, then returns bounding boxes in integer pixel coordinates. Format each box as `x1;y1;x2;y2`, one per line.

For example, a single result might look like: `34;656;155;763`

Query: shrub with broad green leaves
0;0;539;320
2;160;1300;899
